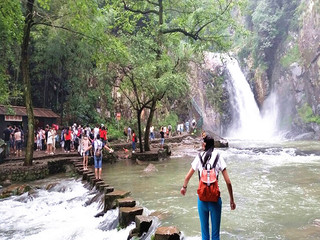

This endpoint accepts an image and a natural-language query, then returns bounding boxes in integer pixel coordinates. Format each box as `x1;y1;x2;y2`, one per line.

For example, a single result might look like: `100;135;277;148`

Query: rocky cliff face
240;0;320;139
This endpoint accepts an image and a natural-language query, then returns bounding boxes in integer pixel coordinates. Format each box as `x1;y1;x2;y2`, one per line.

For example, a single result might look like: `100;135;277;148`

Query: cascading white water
0;178;136;240
225;57;279;140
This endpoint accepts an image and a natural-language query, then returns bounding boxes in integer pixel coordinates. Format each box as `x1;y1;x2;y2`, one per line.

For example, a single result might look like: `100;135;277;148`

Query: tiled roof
0;105;59;118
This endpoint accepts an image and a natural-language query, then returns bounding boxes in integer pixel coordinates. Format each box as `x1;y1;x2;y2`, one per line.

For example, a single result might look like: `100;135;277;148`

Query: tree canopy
1;0;245;161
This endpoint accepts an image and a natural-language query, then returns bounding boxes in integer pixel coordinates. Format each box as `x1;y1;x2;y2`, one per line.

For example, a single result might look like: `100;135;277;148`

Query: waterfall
225;57;279;140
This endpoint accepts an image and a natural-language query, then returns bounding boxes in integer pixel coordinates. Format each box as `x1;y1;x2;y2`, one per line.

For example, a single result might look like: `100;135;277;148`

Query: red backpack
197;153;220;202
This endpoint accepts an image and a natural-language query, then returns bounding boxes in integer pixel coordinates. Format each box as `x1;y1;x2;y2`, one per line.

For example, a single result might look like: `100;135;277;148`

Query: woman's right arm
180;167;195;196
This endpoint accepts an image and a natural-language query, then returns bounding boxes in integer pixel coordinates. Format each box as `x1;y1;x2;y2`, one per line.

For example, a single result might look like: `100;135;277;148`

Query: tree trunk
136;109;144;153
21;0;35;166
144;98;157;151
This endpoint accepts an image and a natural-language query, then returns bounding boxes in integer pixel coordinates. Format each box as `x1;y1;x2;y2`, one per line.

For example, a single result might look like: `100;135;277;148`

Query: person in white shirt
180;135;236;240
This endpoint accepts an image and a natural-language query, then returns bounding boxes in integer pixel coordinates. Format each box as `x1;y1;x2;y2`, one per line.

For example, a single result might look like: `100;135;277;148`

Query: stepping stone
135;215;153;236
117;197;136;207
82;171;93;180
76;168;84;174
104;190;130;211
94;179;104;187
98;184;109;192
154;226;180;240
104;186;114;194
119;206;143;227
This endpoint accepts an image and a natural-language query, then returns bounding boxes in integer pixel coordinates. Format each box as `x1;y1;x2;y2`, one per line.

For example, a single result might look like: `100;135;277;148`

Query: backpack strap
198;152;205;180
198;153;220;180
212;153;220;168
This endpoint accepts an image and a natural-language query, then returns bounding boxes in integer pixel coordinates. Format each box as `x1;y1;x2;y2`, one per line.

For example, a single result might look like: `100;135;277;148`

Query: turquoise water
1;140;320;240
103;140;320;239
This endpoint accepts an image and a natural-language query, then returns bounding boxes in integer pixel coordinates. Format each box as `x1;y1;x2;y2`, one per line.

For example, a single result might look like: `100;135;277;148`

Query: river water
1;139;320;240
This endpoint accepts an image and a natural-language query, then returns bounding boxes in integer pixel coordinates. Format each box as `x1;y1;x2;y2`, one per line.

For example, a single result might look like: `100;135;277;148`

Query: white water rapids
0;177;135;240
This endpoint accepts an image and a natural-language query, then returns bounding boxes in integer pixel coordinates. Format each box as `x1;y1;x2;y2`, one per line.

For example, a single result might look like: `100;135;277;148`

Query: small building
0;105;60;136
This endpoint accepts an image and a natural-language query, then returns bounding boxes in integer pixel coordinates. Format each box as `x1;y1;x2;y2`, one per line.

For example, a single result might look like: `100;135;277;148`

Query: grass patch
298;103;320;124
280;43;301;68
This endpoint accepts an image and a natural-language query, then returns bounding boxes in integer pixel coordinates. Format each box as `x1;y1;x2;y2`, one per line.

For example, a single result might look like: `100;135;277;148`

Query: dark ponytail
203;136;215;165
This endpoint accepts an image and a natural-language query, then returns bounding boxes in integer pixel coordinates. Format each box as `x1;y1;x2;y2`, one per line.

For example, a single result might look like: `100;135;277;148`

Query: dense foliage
1;0;245;158
238;0;301;78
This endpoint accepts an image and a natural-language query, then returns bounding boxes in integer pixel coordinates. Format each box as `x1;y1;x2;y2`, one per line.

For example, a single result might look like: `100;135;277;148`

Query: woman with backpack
180;135;236;240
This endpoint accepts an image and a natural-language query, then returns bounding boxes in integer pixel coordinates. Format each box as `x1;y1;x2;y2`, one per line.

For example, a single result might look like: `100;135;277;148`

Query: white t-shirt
94;127;100;139
93;139;103;157
191;151;227;178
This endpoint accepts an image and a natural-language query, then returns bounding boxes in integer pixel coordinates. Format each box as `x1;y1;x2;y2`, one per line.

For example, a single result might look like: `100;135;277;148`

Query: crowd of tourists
2;125;24;157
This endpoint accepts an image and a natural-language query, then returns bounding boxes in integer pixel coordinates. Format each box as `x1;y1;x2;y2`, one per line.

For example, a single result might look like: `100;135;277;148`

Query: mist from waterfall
225;57;280;140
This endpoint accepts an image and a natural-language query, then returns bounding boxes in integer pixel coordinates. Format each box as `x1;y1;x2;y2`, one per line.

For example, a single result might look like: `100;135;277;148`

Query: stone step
104;186;114;194
119;206;144;227
154;226;180;240
70;159;81;164
98;184;109;192
117;197;136;207
82;171;94;180
76;168;84;174
104;190;130;211
94;180;104;187
135;215;154;236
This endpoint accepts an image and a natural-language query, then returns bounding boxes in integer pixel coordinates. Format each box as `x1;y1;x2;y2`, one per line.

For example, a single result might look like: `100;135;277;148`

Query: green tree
107;0;241;152
0;0;24;104
16;0;109;165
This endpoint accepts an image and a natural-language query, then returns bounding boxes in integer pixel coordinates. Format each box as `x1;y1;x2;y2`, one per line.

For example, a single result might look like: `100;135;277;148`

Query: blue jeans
132;141;136;151
94;155;102;168
198;197;222;240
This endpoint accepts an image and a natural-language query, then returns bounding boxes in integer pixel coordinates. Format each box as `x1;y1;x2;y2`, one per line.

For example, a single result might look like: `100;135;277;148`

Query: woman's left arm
222;169;236;210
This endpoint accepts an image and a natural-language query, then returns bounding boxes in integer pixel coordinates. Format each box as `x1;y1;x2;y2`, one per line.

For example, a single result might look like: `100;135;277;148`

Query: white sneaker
132;151;135;153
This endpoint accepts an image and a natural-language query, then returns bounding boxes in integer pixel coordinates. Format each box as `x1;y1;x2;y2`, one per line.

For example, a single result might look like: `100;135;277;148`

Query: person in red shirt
99;126;107;144
64;126;72;153
132;130;137;153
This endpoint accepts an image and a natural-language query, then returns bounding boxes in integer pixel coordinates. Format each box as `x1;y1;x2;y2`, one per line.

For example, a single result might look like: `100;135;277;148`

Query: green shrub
298;103;320;124
158;112;179;130
280;44;301;68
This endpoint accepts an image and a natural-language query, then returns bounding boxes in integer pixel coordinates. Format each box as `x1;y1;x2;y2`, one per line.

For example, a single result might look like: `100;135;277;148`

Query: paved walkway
3;147;79;162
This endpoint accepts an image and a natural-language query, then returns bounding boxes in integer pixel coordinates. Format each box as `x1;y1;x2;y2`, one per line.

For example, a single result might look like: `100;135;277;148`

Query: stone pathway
71;157;181;240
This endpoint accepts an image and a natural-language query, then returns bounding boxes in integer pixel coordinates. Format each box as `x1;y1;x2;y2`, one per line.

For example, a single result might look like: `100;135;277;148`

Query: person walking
14;127;22;157
3;125;12;157
64;126;72;153
81;130;91;170
127;126;132;143
160;127;165;149
85;134;113;180
150;126;155;140
180;136;236;240
47;127;53;155
100;126;107;144
40;127;46;151
51;126;57;154
36;128;42;151
131;130;136;153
